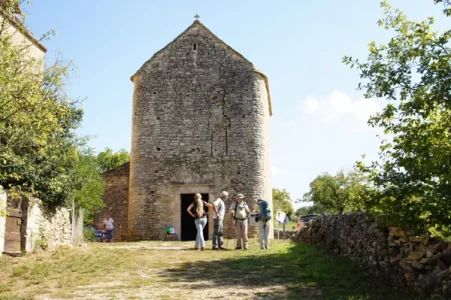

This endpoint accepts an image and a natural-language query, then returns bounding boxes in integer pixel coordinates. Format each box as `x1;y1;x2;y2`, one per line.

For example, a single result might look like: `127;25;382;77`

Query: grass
0;239;424;299
274;220;298;230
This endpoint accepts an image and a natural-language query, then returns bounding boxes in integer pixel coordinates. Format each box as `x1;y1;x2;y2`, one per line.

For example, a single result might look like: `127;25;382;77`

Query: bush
83;228;95;242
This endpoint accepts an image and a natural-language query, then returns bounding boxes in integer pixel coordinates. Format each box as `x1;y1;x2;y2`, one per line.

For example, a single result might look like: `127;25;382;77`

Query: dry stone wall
1;188;71;255
22;197;71;252
292;214;451;297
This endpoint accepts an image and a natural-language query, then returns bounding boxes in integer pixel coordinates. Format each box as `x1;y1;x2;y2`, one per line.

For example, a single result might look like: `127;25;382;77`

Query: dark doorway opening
180;193;209;241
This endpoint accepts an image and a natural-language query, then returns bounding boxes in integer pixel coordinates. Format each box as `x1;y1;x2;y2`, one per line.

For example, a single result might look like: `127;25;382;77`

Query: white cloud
301;90;381;131
303;97;320;113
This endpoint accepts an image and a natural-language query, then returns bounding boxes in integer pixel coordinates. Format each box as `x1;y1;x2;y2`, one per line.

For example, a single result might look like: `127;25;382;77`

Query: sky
22;0;449;207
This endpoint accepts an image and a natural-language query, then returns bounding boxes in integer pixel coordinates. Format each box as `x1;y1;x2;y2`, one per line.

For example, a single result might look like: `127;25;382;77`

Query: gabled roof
131;20;272;116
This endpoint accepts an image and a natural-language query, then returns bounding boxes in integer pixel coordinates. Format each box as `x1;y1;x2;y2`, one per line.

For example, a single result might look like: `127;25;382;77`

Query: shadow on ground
162;242;424;300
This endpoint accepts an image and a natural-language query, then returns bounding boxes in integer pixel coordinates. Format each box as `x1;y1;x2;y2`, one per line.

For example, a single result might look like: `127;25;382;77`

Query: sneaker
212;247;218;250
235;247;242;250
218;246;226;250
260;247;265;250
201;247;205;251
265;246;270;250
243;247;248;250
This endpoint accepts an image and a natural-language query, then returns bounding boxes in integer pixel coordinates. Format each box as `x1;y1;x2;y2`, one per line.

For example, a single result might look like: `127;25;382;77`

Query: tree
70;148;104;222
272;188;294;218
343;0;451;232
303;169;368;214
97;148;129;173
295;206;316;217
0;1;83;210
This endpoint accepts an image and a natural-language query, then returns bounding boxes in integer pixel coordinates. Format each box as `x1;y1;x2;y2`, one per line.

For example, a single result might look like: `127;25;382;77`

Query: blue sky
23;0;449;207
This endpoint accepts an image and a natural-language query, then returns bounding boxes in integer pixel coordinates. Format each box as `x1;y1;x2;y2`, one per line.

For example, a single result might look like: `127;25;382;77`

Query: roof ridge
130;20;272;116
130;20;255;81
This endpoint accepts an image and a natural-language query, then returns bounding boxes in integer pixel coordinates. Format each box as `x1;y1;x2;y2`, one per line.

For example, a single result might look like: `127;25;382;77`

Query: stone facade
97;163;130;242
128;20;272;240
292;214;451;297
101;20;273;241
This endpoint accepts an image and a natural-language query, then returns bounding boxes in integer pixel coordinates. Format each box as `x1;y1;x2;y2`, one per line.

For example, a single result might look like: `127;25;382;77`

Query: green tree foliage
0;1;83;210
272;188;294;217
70;148;104;222
295;206;316;217
303;169;368;214
343;1;451;232
66;147;131;222
97;148;130;173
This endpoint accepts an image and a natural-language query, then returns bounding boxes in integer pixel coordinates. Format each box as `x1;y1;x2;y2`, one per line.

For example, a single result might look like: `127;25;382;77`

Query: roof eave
0;10;47;53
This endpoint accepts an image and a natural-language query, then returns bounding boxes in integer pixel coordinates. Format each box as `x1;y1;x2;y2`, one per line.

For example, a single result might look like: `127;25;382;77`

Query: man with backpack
254;199;271;250
229;193;251;250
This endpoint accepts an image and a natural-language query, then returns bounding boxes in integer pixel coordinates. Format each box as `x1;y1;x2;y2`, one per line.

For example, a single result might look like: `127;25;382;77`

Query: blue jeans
257;221;269;248
104;229;114;242
195;217;207;248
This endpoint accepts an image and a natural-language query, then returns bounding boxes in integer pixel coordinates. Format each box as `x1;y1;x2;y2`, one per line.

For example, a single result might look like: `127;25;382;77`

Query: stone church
100;19;272;242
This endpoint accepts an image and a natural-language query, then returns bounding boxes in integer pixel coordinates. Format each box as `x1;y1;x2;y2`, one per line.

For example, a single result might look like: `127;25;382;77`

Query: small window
193;43;197;51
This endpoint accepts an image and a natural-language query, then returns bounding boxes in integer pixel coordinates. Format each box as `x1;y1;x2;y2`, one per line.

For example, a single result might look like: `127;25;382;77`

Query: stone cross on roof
194;13;200;20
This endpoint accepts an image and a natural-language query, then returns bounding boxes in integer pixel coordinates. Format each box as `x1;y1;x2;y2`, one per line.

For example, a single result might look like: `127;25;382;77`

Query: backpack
257;200;271;223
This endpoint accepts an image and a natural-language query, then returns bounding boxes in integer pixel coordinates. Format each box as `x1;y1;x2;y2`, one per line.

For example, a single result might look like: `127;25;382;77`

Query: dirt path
0;240;415;300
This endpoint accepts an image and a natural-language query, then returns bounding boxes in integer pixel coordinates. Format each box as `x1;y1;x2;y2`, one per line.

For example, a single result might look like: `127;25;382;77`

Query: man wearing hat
229;193;251;250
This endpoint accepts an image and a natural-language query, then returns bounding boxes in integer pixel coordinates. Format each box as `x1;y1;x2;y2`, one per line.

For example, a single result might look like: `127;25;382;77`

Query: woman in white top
103;213;114;243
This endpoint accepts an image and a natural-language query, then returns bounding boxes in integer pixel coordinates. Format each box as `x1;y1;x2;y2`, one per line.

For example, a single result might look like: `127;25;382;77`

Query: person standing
229;194;251;250
211;191;228;250
103;213;114;243
187;193;218;250
254;199;271;250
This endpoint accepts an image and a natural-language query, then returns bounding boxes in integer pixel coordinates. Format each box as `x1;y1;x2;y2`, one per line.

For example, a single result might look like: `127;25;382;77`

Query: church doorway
180;193;209;241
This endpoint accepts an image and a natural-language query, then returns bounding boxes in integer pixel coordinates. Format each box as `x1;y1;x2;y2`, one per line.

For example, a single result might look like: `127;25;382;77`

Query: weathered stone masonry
292;214;451;297
99;163;129;242
128;20;272;240
102;20;273;241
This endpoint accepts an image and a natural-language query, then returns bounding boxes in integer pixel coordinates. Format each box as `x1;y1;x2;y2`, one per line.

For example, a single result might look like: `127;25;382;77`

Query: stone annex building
100;19;273;242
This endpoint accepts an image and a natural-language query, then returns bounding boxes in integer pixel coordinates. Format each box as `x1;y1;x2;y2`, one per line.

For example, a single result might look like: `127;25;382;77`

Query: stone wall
292;214;451;297
98;163;130;241
128;20;272;240
0;187;71;255
22;198;71;252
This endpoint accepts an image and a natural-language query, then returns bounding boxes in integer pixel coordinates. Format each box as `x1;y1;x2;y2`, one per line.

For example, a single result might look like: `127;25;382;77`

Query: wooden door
3;208;22;255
